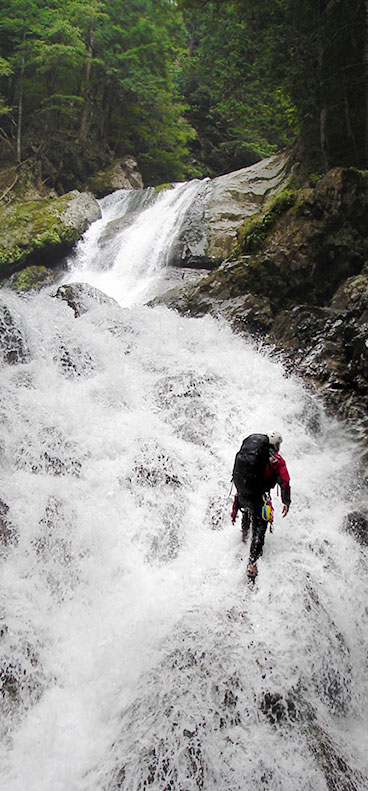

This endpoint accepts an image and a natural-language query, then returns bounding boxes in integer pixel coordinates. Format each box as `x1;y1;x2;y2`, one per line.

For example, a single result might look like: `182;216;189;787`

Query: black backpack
232;433;269;495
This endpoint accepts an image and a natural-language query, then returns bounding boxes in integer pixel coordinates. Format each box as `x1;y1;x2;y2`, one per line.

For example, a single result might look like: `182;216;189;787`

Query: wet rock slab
166;152;292;268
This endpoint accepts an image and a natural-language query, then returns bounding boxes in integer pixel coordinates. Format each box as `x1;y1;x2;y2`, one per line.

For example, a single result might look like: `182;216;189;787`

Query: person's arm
275;456;291;516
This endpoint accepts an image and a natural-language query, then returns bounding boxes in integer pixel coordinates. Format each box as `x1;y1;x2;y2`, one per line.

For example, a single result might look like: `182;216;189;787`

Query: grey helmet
267;430;283;448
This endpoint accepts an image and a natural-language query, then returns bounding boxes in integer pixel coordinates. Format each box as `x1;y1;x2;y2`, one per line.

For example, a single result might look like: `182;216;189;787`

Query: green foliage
0;0;194;185
33;227;63;248
232;0;368;171
180;0;368;173
178;1;298;176
0;56;11;115
0;0;366;188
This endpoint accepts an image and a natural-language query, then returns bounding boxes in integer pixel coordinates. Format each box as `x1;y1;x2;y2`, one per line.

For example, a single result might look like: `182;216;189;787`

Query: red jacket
263;451;291;506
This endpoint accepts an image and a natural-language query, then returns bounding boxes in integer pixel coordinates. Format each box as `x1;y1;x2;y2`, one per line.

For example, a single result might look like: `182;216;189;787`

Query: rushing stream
0;182;367;791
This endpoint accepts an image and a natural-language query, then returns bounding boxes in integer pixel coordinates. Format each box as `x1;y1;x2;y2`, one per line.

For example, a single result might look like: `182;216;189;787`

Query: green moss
235;188;297;255
5;265;49;291
0;246;23;268
154;183;174;194
0;193;78;278
33;228;63;248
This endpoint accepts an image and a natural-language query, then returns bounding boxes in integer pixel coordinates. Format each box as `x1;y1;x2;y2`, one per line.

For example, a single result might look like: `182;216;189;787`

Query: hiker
231;431;291;578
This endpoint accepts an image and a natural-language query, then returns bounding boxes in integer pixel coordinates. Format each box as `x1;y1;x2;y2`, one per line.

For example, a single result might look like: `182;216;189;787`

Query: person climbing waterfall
231;431;291;580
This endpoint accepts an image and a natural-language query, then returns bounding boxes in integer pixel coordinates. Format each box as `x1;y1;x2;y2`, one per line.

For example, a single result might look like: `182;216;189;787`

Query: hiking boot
247;562;258;578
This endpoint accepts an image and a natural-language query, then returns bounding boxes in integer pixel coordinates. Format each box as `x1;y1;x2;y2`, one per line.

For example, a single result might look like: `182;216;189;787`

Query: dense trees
178;1;296;176
234;0;368;172
179;0;368;174
284;0;368;171
0;0;367;187
0;0;192;186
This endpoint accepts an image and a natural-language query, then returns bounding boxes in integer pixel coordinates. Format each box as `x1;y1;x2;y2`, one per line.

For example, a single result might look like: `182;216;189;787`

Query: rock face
0;189;101;281
205;151;293;260
59;190;101;234
258;168;368;308
270;281;368;429
153;166;368;443
167;151;292;269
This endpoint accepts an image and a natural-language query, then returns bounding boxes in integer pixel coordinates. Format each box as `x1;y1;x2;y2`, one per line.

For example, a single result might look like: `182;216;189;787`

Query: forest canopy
0;0;367;189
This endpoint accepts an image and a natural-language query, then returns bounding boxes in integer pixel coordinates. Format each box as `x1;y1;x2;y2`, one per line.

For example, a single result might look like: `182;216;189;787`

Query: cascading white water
65;179;209;307
0;179;367;791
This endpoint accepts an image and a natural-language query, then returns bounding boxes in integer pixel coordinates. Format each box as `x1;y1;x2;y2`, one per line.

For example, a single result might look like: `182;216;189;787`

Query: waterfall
0;179;367;791
64;179;210;307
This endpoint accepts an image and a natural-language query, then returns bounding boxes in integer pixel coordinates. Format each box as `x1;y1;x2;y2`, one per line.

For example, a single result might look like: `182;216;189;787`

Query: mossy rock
1;265;60;292
235;188;297;255
0;195;73;276
0;190;100;280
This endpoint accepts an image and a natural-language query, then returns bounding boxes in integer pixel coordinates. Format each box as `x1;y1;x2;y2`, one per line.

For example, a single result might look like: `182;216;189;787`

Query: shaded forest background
0;0;367;190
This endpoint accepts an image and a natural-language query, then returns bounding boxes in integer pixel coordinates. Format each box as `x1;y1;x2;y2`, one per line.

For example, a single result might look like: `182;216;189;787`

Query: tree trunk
317;0;339;171
320;107;329;171
318;15;328;171
16;36;26;164
79;27;94;142
99;82;111;141
365;0;368;166
344;94;359;166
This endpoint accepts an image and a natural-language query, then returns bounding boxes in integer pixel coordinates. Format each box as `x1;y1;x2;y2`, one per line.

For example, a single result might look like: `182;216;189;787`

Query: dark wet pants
241;503;267;564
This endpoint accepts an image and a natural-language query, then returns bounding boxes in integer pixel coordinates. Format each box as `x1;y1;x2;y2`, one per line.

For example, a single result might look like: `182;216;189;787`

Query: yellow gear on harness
261;502;273;522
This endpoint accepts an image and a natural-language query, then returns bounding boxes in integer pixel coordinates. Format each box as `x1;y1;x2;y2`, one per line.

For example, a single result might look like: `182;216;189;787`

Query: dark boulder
0;298;30;365
343;509;368;545
0;498;17;546
52;282;119;317
270;272;368;428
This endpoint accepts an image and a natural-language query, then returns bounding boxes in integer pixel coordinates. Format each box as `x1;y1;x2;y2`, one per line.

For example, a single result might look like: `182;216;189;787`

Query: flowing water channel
0;181;367;790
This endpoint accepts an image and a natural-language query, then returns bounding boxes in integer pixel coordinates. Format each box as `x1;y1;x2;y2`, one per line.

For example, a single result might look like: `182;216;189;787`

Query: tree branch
0;174;18;201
